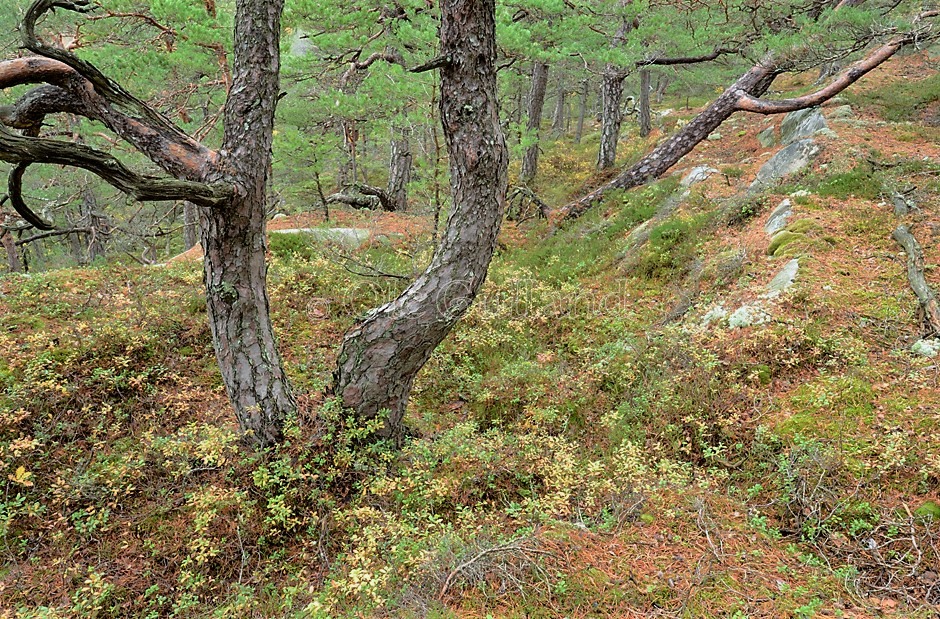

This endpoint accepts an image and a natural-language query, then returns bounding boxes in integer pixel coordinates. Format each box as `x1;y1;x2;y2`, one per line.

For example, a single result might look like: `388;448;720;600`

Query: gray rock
780;107;828;145
891;192;914;216
767;258;799;294
680;166;718;187
827;105;855;121
707;132;722;141
749;139;821;194
764;199;793;235
757;126;777;148
271;227;372;249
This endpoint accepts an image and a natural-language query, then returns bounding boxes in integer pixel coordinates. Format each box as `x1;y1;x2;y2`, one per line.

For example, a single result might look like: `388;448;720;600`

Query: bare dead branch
410;55;451;74
637;46;739;67
893;225;940;336
15;225;91;245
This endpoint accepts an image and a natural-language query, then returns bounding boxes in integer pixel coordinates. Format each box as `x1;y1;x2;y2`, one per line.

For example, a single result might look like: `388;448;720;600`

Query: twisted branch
0;126;232;208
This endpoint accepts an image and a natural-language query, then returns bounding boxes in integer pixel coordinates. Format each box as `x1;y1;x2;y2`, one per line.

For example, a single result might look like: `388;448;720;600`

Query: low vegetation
3;53;940;618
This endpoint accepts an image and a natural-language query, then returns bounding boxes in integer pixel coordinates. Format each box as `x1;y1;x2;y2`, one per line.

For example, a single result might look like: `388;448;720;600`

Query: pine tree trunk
638;69;652;137
597;67;626;169
80;188;106;262
551;77;566;137
182;201;199;250
575;79;588;144
654;74;670;104
387;129;412;212
520;62;548;182
1;226;20;273
333;0;507;443
202;0;296;447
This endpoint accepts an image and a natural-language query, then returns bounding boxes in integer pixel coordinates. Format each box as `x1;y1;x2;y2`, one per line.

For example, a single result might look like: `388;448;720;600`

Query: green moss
914;500;940;521
786;219;823;234
634;215;708;280
768;231;804;256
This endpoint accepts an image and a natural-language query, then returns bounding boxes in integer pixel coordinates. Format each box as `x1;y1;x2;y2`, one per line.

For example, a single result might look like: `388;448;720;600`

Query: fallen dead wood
892;224;940;335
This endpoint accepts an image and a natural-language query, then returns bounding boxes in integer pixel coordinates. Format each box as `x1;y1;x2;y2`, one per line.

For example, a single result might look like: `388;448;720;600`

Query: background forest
2;0;940;617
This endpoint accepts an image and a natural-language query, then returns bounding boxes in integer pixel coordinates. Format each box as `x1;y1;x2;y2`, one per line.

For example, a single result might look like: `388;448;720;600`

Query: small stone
767;259;799;294
764;199;793;235
707;132;722;141
680;166;718;187
827;105;856;120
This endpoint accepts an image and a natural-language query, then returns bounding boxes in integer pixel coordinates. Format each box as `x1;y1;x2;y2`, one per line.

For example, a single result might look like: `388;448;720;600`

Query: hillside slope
1;53;940;618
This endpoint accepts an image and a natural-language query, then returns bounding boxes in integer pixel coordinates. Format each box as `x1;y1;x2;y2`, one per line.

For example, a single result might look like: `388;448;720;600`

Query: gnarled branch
8;163;53;230
0;127;233;208
21;0;185;138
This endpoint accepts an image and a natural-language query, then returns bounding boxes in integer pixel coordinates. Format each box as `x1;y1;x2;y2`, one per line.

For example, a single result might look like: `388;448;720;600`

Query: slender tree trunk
202;0;296;447
387;128;412;212
333;0;508;442
575;79;588;144
1;225;20;272
80;187;105;261
520;62;549;183
638;68;652;137
551;77;566;137
597;67;626;169
182;200;199;250
654;74;670;103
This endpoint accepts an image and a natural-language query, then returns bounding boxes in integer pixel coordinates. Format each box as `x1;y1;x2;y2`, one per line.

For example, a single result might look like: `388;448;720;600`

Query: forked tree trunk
520;62;548;182
333;0;507;442
202;0;296;447
387;129;412;212
638;68;652;137
597;67;626;169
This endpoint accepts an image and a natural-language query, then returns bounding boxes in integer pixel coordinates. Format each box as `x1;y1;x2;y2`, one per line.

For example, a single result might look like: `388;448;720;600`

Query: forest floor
2;53;940;618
